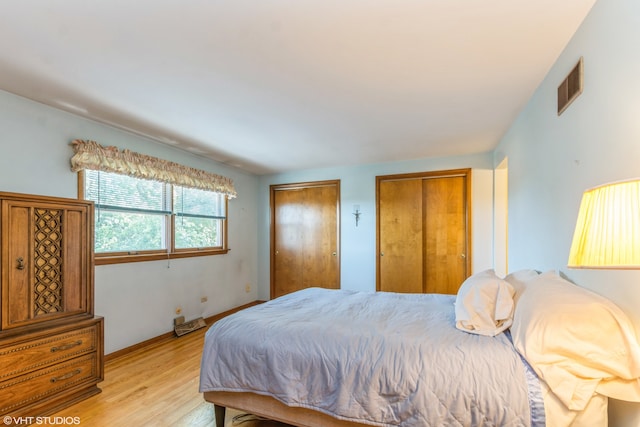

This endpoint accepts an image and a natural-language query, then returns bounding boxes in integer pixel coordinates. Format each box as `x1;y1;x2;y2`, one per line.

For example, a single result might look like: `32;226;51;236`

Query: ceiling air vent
558;57;584;115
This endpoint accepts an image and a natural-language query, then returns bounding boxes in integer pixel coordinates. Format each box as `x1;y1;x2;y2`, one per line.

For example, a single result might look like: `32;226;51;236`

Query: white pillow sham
511;271;640;410
504;269;540;303
454;269;515;336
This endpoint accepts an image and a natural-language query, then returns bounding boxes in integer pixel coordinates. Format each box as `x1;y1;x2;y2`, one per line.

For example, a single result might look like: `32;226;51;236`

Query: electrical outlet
175;307;182;315
201;296;208;303
245;283;251;293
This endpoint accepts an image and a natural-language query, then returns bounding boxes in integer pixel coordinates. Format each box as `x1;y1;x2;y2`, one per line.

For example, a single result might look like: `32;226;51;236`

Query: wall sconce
353;205;361;227
568;178;640;269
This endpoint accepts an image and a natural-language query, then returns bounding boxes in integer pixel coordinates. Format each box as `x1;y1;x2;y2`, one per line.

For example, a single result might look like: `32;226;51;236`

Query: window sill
95;249;229;265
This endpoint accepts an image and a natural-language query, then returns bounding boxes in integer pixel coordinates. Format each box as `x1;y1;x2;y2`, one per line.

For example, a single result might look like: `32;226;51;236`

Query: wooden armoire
0;192;103;417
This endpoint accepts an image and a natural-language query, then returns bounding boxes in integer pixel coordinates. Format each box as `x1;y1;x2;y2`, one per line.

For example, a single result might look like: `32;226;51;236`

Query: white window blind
86;170;171;215
174;185;226;219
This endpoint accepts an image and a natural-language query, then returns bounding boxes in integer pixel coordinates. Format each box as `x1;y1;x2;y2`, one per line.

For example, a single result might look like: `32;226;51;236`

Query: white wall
257;153;496;300
0;89;260;354
494;0;640;424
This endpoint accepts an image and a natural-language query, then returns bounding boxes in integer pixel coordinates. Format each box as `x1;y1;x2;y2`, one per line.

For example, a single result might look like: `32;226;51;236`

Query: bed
200;270;640;426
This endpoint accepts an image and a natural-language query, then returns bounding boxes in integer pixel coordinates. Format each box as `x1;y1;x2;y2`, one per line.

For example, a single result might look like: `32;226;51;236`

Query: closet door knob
16;257;25;270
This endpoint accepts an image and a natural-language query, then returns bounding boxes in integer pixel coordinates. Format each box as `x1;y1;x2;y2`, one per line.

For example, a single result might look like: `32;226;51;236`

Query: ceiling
0;1;597;175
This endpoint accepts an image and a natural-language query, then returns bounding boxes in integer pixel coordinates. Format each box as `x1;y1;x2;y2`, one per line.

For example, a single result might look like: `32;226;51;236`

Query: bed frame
204;391;368;427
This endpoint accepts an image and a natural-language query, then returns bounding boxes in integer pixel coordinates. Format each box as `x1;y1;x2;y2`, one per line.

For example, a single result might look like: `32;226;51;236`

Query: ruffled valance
70;139;237;198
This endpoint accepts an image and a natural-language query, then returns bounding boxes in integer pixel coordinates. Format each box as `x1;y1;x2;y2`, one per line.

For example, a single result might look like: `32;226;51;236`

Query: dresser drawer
0;353;98;414
0;325;98;381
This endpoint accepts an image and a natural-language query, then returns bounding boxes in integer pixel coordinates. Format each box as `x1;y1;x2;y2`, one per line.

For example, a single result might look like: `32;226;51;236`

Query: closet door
271;181;340;298
423;176;468;294
378;179;423;293
377;169;470;295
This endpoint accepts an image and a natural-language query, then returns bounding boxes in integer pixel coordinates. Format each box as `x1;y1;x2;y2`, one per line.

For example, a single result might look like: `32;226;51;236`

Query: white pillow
511;271;640;410
504;269;540;303
454;269;515;336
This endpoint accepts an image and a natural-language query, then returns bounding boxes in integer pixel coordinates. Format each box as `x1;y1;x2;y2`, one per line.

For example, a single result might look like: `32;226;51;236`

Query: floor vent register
174;315;207;336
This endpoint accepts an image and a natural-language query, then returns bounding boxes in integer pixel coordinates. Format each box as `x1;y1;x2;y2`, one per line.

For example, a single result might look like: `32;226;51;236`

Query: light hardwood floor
53;325;216;427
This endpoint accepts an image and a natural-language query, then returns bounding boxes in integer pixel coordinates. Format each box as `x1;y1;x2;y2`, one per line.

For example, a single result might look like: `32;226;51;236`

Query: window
70;139;236;264
173;185;225;249
82;170;228;264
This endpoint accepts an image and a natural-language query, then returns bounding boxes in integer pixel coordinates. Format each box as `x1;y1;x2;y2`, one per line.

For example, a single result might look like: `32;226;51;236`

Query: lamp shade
568;179;640;269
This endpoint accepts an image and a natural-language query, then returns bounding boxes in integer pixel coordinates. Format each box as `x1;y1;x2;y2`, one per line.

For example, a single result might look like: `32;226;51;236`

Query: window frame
78;171;229;265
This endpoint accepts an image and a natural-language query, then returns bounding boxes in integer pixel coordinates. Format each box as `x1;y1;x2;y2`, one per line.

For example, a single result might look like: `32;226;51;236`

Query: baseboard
105;300;265;362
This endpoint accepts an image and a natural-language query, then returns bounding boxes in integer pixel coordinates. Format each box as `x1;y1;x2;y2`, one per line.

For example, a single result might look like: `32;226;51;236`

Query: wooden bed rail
204;391;368;427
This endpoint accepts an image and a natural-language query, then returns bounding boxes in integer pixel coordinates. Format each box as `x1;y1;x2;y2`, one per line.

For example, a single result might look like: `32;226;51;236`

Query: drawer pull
50;340;83;352
50;368;81;383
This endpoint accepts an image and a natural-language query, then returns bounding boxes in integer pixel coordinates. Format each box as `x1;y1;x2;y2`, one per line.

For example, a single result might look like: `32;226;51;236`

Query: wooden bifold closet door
377;169;471;295
270;181;340;298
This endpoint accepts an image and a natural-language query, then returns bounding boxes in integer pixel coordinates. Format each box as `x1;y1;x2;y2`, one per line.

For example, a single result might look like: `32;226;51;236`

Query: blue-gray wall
0;90;260;354
494;0;640;423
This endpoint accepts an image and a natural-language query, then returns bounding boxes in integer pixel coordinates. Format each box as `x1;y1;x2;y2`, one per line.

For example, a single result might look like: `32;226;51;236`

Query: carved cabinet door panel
1;197;92;330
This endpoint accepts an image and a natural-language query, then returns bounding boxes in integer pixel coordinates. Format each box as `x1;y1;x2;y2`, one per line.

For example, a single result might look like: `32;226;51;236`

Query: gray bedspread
199;288;540;426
